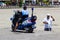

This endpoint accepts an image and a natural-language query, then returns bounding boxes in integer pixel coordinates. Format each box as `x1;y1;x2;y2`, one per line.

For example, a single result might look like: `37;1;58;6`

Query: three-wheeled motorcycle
10;8;37;33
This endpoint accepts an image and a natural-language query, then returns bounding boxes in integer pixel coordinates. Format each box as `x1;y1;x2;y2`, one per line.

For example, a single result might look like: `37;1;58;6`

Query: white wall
58;0;60;2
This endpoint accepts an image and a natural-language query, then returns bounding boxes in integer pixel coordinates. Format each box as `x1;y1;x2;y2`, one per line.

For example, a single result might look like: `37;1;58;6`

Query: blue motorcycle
10;8;37;33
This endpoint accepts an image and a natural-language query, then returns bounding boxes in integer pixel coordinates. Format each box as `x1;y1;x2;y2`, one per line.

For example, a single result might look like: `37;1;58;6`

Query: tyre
28;26;33;33
11;25;15;32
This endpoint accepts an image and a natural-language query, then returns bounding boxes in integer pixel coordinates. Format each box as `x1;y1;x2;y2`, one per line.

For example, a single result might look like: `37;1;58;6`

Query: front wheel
11;25;15;32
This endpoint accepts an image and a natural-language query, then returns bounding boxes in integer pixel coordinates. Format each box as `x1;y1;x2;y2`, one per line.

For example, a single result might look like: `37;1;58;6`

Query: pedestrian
43;14;55;31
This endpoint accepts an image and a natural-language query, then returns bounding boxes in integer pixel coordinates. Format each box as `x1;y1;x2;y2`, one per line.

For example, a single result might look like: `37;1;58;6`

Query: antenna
31;7;34;17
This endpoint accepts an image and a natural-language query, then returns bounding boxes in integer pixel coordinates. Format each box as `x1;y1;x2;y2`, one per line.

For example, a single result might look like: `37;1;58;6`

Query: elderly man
43;14;55;31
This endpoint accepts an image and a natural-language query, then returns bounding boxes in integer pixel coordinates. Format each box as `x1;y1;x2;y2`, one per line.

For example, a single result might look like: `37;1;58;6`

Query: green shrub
19;0;23;7
5;1;11;5
43;0;49;5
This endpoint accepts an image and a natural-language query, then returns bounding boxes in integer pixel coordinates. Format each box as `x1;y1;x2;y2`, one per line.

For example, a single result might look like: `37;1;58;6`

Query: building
0;0;10;1
0;0;59;3
23;0;59;5
0;0;60;6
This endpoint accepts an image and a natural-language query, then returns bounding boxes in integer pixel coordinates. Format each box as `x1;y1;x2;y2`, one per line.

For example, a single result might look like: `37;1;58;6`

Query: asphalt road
0;8;60;40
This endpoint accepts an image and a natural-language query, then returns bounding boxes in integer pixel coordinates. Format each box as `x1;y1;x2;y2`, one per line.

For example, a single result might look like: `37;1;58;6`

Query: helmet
23;6;27;10
31;16;37;22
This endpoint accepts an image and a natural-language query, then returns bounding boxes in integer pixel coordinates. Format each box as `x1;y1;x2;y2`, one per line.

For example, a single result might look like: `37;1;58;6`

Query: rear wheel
28;26;33;33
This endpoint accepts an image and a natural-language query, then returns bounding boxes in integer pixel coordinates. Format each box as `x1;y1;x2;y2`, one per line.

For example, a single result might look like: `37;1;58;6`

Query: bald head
23;6;27;10
46;14;51;19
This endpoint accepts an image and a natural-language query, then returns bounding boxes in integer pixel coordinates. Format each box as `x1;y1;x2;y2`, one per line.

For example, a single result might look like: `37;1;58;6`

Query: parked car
0;2;6;6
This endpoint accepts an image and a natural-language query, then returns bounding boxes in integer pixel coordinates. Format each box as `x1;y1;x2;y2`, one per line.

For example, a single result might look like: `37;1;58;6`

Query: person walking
43;14;55;31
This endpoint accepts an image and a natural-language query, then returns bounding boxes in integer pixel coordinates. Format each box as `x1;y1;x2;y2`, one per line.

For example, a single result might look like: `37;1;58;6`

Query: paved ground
0;8;60;40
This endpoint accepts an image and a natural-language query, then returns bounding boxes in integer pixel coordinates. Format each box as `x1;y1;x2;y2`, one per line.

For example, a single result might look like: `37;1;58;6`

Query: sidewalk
0;5;60;9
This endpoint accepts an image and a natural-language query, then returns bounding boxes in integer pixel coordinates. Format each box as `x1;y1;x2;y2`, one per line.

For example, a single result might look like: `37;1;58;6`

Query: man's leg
14;22;18;31
49;28;52;31
44;28;52;31
44;28;49;31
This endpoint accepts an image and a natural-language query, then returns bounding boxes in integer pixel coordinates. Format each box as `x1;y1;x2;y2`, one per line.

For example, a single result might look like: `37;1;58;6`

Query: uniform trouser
44;28;52;31
22;15;28;20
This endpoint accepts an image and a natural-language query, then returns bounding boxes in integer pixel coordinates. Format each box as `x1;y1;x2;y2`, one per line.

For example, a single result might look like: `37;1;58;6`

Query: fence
0;4;60;9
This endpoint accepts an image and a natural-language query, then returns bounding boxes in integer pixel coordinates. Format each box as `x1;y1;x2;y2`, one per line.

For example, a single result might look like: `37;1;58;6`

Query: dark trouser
22;15;28;20
44;28;52;31
12;19;18;26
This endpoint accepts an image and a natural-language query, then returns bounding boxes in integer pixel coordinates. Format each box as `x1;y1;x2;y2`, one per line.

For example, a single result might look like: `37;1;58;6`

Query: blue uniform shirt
22;10;29;15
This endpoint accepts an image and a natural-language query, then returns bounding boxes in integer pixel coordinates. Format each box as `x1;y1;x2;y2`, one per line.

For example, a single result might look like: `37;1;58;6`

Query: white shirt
43;17;53;28
22;10;29;15
32;0;36;2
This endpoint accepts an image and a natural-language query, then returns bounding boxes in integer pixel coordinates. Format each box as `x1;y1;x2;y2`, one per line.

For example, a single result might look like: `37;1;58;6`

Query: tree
19;0;23;7
43;0;49;5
